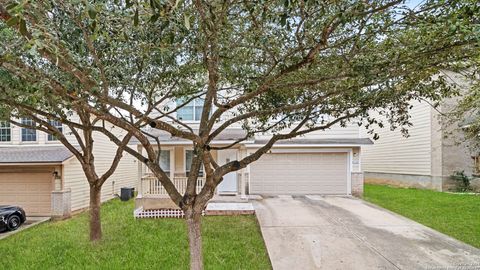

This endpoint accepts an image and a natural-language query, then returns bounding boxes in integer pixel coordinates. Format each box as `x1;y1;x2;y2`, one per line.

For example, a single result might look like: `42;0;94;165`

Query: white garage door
250;152;349;195
0;172;53;216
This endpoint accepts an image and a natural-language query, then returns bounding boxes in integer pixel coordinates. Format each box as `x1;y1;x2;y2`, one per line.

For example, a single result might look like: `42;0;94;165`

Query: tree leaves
88;6;97;20
172;0;182;11
150;13;160;23
126;0;135;9
134;8;139;26
0;0;479;145
6;16;28;37
18;19;27;36
184;14;190;30
6;16;18;27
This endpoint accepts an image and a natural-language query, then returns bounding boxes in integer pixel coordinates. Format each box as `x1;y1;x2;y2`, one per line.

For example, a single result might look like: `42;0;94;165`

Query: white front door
217;149;238;194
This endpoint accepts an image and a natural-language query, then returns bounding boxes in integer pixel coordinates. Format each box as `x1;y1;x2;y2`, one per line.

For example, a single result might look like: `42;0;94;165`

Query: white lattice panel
134;207;205;219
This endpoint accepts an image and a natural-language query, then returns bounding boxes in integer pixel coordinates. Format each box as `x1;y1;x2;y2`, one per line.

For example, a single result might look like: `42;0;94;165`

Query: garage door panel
0;172;53;216
250;152;348;195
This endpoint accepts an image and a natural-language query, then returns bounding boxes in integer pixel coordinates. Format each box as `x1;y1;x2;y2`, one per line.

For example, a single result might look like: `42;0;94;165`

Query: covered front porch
135;144;249;213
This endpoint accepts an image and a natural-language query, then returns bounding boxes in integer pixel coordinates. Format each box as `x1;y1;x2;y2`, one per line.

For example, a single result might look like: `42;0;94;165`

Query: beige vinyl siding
0;121;31;145
163;97;361;140
361;101;432;175
304;123;360;139
5;124;20;144
0;119;76;147
157;121;360;140
254;122;360;141
63;129;137;211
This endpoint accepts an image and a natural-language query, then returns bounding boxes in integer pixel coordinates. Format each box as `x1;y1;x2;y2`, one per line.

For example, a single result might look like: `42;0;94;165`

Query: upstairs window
185;150;204;177
176;98;204;121
0;121;11;142
47;120;63;141
21;118;37;142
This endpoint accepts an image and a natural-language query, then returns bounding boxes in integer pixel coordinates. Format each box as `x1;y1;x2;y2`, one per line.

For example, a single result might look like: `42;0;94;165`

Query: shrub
450;171;472;192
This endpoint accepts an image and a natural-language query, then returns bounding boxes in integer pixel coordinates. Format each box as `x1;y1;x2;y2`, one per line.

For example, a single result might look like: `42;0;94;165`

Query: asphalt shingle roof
131;128;248;144
131;127;373;146
0;146;74;163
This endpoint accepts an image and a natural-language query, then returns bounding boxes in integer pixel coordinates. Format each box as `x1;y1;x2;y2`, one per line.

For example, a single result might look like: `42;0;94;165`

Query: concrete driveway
253;195;480;270
0;216;50;240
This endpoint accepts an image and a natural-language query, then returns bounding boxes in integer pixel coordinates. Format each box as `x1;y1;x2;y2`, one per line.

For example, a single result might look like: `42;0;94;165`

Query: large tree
446;57;480;151
0;71;132;241
1;0;479;269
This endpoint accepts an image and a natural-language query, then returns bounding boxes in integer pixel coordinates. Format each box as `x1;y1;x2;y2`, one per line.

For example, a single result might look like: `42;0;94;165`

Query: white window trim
0;121;12;143
46;120;63;142
184;147;204;177
176;99;205;122
152;147;174;178
20;118;38;143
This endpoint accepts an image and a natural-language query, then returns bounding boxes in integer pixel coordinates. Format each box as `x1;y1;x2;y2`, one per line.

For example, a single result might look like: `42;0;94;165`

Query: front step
205;202;255;216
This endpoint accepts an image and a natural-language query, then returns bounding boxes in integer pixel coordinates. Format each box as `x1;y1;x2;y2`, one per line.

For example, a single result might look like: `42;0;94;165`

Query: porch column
170;148;175;179
137;145;143;197
54;170;62;191
239;147;247;200
52;165;71;219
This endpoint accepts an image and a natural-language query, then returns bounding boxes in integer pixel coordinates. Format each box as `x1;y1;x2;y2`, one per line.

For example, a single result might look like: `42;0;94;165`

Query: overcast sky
406;0;425;9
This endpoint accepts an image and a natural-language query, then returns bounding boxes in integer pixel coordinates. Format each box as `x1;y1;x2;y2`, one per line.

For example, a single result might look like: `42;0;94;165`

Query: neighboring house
135;99;373;212
0;118;137;218
361;73;480;191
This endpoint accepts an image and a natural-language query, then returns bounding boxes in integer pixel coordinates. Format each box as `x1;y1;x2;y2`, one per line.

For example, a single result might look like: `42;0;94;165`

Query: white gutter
145;140;255;145
0;144;80;148
244;143;372;148
0;162;62;166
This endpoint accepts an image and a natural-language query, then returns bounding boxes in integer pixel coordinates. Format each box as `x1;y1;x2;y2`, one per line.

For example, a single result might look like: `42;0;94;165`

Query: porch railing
141;175;205;196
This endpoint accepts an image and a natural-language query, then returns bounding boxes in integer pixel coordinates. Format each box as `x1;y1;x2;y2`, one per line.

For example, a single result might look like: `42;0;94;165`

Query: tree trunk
89;185;102;241
185;208;203;270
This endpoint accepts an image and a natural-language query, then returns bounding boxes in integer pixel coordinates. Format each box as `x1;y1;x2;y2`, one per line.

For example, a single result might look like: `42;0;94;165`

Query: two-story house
0;118;137;218
361;72;480;192
361;100;480;191
135;98;373;213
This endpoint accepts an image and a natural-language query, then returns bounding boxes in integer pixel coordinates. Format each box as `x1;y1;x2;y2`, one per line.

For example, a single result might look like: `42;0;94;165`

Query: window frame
47;120;63;142
176;98;205;122
157;150;171;175
185;149;204;177
21;118;37;142
0;121;11;142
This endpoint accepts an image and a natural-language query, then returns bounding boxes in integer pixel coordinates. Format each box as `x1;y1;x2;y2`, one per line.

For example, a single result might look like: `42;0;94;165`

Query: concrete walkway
205;202;255;215
253;195;480;270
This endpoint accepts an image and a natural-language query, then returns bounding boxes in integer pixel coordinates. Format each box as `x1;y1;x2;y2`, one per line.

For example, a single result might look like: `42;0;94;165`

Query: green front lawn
364;184;480;248
0;199;271;270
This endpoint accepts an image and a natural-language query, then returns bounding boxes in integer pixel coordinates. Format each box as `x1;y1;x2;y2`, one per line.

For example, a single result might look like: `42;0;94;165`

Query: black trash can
120;187;134;201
